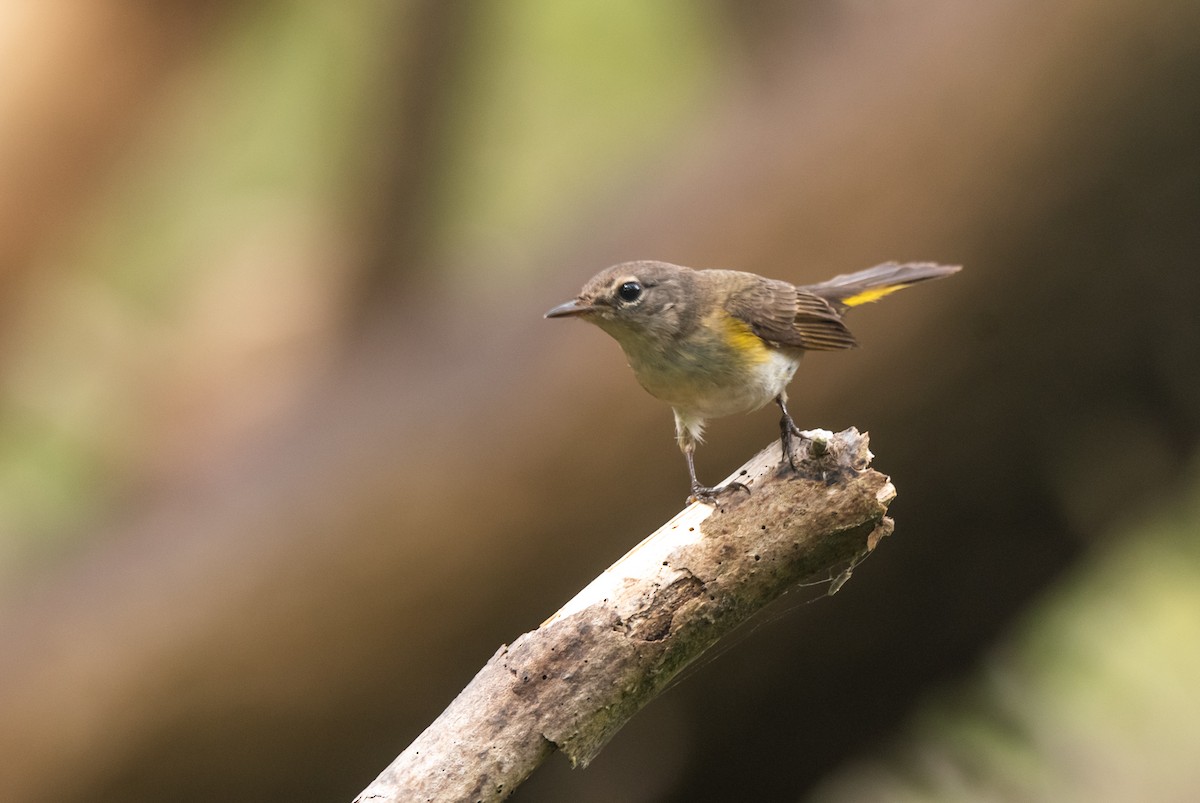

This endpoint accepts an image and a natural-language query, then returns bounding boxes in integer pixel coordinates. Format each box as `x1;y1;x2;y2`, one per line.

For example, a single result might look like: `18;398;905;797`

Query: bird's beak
544;298;594;318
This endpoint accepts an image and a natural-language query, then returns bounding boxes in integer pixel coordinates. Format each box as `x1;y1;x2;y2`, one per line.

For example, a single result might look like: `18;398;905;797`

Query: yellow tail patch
840;283;911;307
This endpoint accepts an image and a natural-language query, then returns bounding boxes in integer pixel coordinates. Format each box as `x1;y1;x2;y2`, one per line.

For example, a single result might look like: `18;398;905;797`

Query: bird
545;260;960;501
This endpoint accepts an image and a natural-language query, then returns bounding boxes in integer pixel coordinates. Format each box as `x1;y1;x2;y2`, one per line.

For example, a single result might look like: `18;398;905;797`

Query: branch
353;428;895;802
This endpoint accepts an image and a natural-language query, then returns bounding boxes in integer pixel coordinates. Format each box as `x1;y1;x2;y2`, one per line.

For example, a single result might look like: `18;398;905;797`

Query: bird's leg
774;395;840;482
677;415;748;504
684;442;717;502
775;393;804;472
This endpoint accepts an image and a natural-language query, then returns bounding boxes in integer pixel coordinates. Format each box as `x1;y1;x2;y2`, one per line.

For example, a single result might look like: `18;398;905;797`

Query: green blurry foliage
436;0;722;277
0;1;722;560
818;468;1200;802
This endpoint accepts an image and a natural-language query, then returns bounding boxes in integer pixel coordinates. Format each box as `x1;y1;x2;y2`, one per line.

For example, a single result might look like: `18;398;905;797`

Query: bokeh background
3;2;1200;801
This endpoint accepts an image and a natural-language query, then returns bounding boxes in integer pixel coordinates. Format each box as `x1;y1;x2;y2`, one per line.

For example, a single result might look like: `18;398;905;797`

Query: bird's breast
618;312;802;419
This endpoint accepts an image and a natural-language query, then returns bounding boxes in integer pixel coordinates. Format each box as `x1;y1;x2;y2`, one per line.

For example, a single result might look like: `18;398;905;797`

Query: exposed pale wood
354;428;895;802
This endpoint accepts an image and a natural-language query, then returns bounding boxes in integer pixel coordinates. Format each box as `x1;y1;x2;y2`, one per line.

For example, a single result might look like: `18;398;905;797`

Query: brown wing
722;273;859;351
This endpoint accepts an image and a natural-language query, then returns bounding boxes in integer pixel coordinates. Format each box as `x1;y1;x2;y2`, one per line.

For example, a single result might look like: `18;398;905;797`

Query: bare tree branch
354;429;894;802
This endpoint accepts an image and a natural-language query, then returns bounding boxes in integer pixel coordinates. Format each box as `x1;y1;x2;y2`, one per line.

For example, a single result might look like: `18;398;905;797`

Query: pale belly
628;346;802;420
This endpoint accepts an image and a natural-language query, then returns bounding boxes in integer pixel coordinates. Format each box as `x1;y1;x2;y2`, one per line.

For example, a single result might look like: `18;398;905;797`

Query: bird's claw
687;480;750;505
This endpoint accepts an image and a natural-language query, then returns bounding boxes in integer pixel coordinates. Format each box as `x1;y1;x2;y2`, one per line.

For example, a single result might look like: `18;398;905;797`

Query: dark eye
617;281;643;303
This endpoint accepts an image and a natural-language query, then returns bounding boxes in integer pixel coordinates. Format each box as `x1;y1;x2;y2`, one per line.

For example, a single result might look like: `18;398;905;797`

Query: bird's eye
617;281;643;303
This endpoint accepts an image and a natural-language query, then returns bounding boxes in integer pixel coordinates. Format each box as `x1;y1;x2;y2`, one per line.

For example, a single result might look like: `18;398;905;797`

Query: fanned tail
806;262;961;311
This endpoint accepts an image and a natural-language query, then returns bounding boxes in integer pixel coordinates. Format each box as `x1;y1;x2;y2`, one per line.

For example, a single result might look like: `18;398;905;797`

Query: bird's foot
688;480;750;506
781;428;845;483
779;415;806;472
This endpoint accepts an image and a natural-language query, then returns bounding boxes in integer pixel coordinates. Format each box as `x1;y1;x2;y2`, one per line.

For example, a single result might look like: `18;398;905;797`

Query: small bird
546;260;960;501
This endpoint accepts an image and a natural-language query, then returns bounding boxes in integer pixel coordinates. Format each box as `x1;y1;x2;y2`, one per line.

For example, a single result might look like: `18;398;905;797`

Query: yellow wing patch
840;283;910;307
716;312;771;363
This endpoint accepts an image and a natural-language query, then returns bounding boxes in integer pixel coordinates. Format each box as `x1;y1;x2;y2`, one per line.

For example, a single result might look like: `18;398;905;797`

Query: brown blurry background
2;1;1199;801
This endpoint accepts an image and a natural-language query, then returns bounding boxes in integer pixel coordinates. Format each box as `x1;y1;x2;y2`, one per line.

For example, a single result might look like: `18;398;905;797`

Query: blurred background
2;1;1199;801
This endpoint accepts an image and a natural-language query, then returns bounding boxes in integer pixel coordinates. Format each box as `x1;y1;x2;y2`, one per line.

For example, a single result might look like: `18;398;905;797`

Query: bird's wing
723;275;859;351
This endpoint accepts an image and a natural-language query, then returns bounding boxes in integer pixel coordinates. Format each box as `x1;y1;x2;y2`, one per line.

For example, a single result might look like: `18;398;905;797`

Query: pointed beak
544;298;594;318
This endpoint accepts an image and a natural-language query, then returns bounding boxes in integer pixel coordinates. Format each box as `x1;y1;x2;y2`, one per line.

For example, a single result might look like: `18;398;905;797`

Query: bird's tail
806;262;961;310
